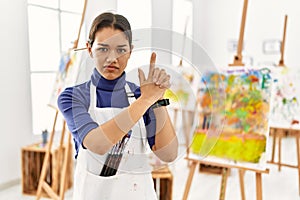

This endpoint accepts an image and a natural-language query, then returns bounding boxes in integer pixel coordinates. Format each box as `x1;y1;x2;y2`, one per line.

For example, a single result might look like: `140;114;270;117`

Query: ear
86;42;93;58
130;44;134;52
128;44;134;59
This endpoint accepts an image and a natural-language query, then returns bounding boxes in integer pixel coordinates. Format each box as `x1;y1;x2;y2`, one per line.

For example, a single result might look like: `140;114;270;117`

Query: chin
103;73;120;80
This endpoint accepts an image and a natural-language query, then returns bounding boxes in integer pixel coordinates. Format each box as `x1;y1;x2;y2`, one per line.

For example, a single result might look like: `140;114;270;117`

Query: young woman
58;12;178;199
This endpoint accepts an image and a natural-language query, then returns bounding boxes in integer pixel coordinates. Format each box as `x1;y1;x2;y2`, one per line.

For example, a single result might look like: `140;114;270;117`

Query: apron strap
125;84;148;148
124;84;135;104
89;82;97;110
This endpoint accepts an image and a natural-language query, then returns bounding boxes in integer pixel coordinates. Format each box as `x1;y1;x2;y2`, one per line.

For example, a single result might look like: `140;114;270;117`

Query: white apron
73;83;158;200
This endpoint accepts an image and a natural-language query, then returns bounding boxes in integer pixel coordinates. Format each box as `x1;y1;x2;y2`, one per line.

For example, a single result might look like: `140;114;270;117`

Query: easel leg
36;111;59;200
278;132;282;171
239;169;246;200
219;168;229;200
182;111;195;167
53;122;66;194
182;161;197;200
296;134;300;195
59;132;72;200
271;129;276;163
182;111;189;166
173;108;178;129
256;173;262;200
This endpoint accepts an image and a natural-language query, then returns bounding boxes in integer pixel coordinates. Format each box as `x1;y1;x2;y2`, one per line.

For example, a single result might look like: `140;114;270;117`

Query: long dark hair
88;12;132;47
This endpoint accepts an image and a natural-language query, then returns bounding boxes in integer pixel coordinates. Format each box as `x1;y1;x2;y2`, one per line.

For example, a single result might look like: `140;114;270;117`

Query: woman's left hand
138;52;171;104
152;65;171;89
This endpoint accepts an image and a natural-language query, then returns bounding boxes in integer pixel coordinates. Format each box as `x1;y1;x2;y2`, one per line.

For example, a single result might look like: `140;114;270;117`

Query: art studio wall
193;0;300;68
0;0;35;187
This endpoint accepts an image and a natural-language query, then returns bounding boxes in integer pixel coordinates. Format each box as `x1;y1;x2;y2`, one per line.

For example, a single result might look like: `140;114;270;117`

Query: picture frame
262;39;281;54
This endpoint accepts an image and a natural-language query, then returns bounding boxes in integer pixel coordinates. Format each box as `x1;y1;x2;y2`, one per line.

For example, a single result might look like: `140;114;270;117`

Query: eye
117;48;127;54
96;47;108;52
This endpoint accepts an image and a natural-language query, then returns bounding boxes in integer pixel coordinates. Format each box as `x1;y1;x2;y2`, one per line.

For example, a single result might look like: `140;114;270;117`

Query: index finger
148;52;156;79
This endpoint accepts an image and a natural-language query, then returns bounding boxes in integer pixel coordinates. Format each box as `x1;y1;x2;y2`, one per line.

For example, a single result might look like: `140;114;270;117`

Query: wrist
137;96;155;108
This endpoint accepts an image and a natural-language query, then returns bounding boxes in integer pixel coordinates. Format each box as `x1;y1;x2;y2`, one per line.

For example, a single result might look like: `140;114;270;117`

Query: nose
106;49;117;63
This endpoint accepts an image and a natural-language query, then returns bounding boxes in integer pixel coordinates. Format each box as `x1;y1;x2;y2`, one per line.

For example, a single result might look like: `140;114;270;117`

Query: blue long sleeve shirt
58;68;156;158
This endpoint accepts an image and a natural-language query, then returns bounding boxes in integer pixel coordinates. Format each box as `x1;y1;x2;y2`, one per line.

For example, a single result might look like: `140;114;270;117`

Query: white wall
0;0;34;186
152;0;173;64
193;0;300;68
79;0;117;47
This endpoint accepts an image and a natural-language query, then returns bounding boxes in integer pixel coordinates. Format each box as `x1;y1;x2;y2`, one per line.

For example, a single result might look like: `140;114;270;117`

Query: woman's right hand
138;52;170;106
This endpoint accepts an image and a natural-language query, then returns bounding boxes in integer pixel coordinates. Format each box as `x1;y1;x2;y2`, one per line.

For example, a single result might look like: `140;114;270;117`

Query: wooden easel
35;110;72;200
35;1;88;199
175;16;198;165
267;15;289;170
183;0;270;199
278;15;288;67
267;14;300;195
172;107;195;167
182;158;269;200
229;0;248;67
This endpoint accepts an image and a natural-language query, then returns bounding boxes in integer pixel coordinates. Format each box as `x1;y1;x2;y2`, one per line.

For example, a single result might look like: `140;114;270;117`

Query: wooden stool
152;167;173;200
21;142;73;197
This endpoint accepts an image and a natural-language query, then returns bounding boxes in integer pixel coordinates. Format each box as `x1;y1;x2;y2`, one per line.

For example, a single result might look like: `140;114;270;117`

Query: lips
104;65;119;70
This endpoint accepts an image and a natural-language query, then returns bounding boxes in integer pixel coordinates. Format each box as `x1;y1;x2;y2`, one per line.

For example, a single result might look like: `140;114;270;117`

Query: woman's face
88;27;131;80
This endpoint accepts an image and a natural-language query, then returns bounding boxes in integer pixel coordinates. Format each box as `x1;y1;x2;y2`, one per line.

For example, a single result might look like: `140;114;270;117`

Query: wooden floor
0;136;299;200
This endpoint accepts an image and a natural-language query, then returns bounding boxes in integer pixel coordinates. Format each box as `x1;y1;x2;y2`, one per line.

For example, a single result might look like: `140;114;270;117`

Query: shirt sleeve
57;85;98;155
144;108;156;148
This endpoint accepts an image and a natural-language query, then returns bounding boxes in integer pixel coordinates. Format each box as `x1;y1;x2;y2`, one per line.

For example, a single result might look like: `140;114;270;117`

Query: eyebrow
116;44;128;47
97;43;128;47
97;43;109;47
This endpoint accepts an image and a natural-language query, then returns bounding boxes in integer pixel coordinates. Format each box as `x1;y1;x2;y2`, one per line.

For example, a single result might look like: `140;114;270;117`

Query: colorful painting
191;67;272;169
48;50;81;108
269;67;300;127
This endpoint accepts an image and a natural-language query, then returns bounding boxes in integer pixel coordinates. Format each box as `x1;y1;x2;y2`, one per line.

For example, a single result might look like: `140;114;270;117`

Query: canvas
269;67;300;127
48;50;82;109
191;66;272;170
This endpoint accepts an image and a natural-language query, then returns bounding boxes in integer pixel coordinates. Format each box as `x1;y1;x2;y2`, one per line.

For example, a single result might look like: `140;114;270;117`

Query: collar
91;68;126;91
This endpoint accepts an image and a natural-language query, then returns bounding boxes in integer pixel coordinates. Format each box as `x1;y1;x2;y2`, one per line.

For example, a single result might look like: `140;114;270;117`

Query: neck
91;68;126;91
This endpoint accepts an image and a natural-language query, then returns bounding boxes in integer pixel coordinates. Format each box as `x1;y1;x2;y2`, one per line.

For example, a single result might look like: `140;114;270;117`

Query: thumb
138;68;146;85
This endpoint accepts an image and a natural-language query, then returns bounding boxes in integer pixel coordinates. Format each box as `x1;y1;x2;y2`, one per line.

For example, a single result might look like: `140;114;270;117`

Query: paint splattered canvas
164;64;199;111
191;67;272;169
269;67;300;127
